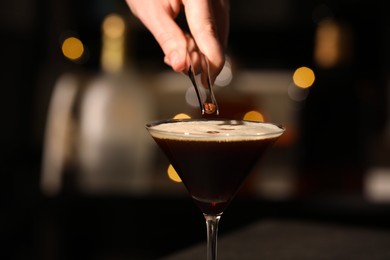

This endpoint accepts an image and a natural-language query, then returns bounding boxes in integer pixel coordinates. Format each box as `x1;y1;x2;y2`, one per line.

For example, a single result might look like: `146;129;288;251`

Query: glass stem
204;214;221;260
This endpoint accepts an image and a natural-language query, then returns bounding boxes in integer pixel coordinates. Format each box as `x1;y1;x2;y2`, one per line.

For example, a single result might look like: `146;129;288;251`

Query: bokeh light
101;13;126;73
314;19;352;69
288;83;310;102
185;85;205;108
167;164;182;183
173;113;191;119
61;37;84;61
215;57;233;87
243;111;264;122
102;13;125;39
292;66;315;89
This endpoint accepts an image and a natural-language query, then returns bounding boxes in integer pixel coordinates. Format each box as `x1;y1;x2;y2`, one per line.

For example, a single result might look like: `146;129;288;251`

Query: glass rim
145;118;285;139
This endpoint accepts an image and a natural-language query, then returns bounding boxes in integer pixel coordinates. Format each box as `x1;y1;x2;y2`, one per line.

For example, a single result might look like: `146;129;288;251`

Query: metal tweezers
187;52;219;115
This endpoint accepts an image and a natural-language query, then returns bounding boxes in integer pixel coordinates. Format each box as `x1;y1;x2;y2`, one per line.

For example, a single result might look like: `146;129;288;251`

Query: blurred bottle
42;13;155;196
78;13;155;195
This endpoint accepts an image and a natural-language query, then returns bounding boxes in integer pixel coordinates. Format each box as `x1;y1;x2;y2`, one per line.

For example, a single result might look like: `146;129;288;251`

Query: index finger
129;1;188;72
184;0;225;81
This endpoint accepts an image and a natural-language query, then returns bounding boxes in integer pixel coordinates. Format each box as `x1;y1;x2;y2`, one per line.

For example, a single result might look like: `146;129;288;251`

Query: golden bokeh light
102;14;125;39
243;111;264;122
167;164;182;183
173;113;191;119
293;66;315;89
314;19;352;69
62;37;84;60
101;13;126;73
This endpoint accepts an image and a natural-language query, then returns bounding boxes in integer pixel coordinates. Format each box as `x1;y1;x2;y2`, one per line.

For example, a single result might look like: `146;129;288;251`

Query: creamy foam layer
148;120;284;141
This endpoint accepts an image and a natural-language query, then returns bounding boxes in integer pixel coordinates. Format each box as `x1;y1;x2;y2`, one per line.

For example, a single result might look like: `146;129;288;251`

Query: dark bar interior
1;0;390;259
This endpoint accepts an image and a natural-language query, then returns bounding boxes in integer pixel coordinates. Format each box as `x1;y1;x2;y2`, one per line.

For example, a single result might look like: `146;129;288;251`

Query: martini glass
146;119;285;259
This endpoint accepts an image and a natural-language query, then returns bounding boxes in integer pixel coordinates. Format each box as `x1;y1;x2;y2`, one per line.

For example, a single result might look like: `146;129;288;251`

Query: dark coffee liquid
153;136;279;215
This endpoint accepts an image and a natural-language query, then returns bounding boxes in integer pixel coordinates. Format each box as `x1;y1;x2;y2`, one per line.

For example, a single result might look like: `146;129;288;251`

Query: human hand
125;0;229;83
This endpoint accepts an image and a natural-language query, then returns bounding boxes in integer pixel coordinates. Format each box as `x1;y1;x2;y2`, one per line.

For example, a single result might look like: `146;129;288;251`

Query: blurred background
1;0;390;259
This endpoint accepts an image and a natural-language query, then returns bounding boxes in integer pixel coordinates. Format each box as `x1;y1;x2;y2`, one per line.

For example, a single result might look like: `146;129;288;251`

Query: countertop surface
163;218;390;260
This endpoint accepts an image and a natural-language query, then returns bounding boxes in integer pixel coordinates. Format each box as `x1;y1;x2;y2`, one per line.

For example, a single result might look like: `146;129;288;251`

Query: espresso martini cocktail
146;119;284;260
